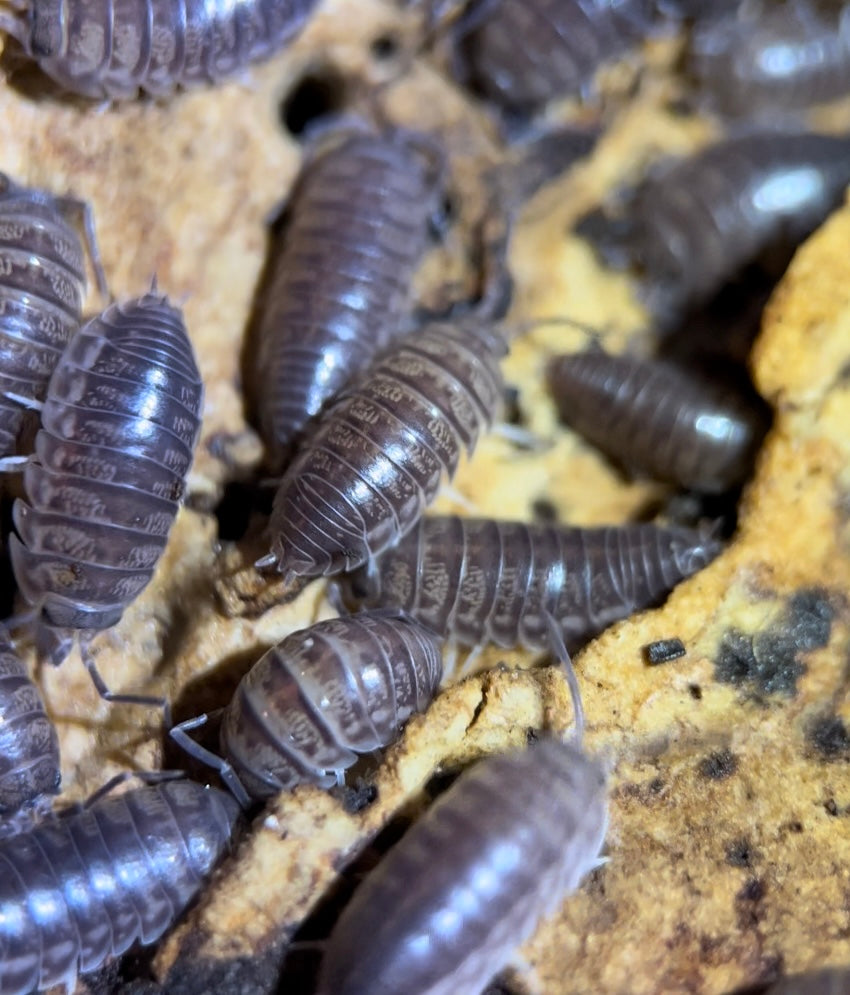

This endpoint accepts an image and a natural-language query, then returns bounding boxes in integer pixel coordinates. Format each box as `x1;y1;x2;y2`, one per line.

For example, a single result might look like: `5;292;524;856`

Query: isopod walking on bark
0;172;105;460
313;615;607;995
252;125;447;468
0;0;320;99
170;611;444;808
0;777;240;995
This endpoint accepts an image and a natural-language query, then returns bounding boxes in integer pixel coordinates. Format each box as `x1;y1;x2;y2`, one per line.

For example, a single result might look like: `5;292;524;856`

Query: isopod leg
543;612;584;741
170;717;253;810
80;638;173;729
82;769;184;808
0;8;29;47
53;195;110;301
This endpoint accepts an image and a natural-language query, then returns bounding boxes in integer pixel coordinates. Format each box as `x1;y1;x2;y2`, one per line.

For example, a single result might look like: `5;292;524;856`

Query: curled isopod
8;290;203;664
0;778;240;995
253;127;445;466
0;0;320;99
0;173;103;459
314;659;607;994
172;612;443;806
341;515;722;654
687;2;850;117
546;350;772;492
265;321;506;581
0;627;60;822
450;0;670;113
577;130;850;323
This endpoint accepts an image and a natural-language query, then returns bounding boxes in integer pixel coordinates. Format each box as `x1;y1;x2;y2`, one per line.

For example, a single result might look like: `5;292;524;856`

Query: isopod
171;612;444;806
0;173;103;459
546;350;771;492
687;2;850;117
8;289;203;666
265;320;506;580
450;0;669;114
577;130;850;323
314;626;607;994
340;515;722;654
253;128;444;466
0;0;320;99
0;627;60;821
0;778;240;995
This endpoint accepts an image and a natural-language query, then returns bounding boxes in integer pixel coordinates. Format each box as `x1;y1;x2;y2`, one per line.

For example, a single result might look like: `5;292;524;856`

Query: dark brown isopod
0;778;240;995
9;290;203;664
265;321;506;581
451;0;667;114
172;612;444;806
0;173;103;460
341;515;722;654
577;131;850;323
688;2;850;117
0;0;320;99
0;627;60;821
253;128;444;465
546;350;771;492
314;718;607;994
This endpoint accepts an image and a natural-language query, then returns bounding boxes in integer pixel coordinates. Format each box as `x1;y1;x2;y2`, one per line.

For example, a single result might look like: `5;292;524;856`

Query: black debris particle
726;838;755;868
502;384;523;425
809;714;850;759
370;33;399;60
648;777;665;794
786;588;833;651
825;798;840;817
688;684;703;700
338;780;379;814
531;497;559;523
699;749;738;781
644;638;686;665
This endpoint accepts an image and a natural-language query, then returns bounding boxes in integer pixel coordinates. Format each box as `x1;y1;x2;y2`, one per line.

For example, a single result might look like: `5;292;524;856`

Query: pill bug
546;350;771;492
0;777;240;995
450;0;669;114
0;627;60;822
0;173;103;460
8;290;203;665
0;0;320;100
340;515;722;654
171;612;443;806
253;128;445;467
644;636;685;665
265;321;506;581
313;652;607;994
576;131;850;323
687;2;850;118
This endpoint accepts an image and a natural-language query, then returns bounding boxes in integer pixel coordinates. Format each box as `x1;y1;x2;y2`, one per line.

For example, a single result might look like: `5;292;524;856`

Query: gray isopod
0;173;103;459
264;321;505;581
0;627;60;822
9;290;203;665
0;778;240;995
546;350;771;492
0;0;320;99
254;128;444;466
340;515;722;654
171;612;444;806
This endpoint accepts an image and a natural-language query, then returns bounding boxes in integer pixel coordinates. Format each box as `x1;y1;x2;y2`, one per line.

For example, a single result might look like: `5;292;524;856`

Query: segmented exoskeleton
0;173;103;459
547;350;771;492
0;0;320;99
266;321;505;581
577;131;850;323
171;612;444;807
254;128;444;467
9;290;203;665
341;515;722;653
0;778;240;995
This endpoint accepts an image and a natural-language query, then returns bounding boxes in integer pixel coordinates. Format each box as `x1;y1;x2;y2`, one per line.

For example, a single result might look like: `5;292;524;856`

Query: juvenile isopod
546;350;771;492
0;173;104;459
313;622;607;994
341;515;722;654
576;130;850;323
264;320;506;581
171;612;443;806
687;2;850;118
253;127;445;467
8;289;203;667
0;627;60;822
0;777;240;995
0;0;320;99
